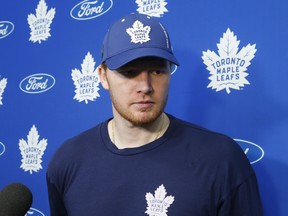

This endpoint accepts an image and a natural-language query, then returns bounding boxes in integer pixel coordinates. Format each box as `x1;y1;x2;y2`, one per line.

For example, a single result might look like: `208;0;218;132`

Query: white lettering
78;2;104;17
26;77;48;90
212;57;245;69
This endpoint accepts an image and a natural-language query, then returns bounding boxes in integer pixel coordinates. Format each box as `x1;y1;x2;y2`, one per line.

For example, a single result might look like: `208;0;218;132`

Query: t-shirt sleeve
217;173;264;216
46;172;68;216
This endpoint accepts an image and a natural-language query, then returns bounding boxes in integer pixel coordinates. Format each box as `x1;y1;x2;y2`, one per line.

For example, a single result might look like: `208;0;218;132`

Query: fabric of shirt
46;114;263;216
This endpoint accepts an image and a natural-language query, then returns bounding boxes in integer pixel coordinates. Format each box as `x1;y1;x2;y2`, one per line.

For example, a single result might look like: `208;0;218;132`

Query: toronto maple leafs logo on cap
126;20;151;44
101;13;179;70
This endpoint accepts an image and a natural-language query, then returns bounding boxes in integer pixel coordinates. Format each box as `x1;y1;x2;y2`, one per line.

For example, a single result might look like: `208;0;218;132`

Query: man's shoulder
168;114;246;160
71;123;104;143
169;114;234;143
47;121;107;167
169;114;252;175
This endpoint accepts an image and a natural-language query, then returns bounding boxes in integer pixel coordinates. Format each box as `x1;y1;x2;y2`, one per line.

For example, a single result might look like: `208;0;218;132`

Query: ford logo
19;73;55;94
234;139;264;164
0;21;14;39
0;142;5;156
70;0;113;20
25;207;45;216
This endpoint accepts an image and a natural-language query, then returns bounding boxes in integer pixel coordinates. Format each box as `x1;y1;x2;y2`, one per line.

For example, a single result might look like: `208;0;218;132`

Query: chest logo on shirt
145;184;175;216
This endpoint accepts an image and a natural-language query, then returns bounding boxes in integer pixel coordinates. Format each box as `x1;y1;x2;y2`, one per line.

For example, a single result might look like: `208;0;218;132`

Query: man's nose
137;71;152;94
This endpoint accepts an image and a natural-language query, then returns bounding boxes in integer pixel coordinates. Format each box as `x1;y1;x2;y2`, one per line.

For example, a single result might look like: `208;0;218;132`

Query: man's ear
98;65;109;90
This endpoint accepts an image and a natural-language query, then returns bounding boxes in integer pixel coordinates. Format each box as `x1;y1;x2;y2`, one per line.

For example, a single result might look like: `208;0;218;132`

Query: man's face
100;57;171;126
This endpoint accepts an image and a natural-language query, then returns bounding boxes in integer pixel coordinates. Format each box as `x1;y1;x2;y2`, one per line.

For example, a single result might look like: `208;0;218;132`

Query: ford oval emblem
0;142;5;156
70;0;113;20
234;139;264;164
19;73;56;94
25;207;45;216
0;21;14;39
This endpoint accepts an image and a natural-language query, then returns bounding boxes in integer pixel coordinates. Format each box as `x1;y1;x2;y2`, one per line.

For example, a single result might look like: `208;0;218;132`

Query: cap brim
105;47;179;70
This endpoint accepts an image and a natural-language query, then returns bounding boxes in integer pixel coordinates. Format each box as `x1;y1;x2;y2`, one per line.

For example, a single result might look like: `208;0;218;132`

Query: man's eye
151;70;165;75
120;70;139;77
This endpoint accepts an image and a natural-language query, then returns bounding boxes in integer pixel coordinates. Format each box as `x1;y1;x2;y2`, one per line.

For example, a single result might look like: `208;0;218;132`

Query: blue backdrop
1;0;287;215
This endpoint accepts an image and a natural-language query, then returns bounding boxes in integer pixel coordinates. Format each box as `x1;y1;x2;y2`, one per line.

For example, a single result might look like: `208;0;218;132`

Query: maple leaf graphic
72;52;100;104
145;184;175;216
19;125;47;174
136;0;168;17
202;28;257;94
126;20;151;44
0;78;7;105
28;0;56;43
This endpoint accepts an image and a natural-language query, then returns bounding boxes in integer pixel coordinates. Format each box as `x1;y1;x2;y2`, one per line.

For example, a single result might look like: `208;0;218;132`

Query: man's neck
108;113;169;149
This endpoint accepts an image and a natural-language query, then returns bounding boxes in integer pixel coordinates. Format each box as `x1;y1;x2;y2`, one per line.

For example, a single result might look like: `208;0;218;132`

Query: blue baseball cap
101;13;179;70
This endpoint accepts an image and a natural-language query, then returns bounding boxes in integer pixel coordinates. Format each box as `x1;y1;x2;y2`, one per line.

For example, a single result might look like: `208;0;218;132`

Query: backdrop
1;0;287;215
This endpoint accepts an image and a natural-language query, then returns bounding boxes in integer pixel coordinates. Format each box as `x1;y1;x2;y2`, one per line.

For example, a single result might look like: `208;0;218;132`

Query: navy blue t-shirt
46;114;263;215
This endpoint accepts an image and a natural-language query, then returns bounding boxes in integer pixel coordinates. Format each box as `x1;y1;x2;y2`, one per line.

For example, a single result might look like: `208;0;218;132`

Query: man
46;13;263;215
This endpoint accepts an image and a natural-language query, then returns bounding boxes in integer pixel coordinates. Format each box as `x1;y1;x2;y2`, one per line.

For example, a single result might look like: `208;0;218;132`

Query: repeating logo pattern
0;21;14;39
136;0;168;17
72;52;100;104
19;125;48;174
19;73;55;94
145;184;175;216
28;0;56;43
70;0;113;20
0;77;7;105
202;28;257;94
126;20;151;44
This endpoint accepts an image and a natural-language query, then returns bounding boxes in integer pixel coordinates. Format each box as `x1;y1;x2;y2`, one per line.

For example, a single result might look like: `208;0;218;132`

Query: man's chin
127;112;161;126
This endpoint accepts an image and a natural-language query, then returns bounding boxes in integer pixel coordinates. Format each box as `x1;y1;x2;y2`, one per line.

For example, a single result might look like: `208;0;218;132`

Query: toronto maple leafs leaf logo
0;77;7;106
71;52;100;104
19;125;48;174
27;0;56;43
126;20;151;44
202;28;257;94
136;0;168;17
145;184;175;216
